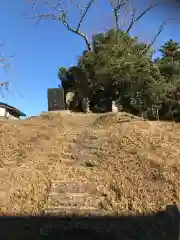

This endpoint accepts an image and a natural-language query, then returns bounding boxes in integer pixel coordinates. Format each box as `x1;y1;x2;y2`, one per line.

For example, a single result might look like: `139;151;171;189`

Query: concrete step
51;181;97;195
48;193;100;208
44;206;104;216
59;159;77;165
60;152;77;161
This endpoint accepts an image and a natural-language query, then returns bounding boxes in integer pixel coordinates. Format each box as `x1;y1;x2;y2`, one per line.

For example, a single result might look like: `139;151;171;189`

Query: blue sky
0;0;179;117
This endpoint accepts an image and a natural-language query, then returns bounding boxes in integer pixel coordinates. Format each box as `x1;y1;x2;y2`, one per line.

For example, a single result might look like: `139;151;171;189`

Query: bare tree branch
0;81;9;87
76;0;94;32
44;0;68;14
0;56;10;69
0;42;11;70
0;43;14;97
61;13;92;51
109;0;127;30
140;21;166;56
0;57;10;97
28;0;96;51
70;0;83;13
126;4;157;33
0;81;9;97
148;21;166;49
108;1;165;55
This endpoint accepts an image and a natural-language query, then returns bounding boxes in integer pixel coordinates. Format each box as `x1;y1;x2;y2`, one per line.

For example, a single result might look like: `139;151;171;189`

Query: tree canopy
58;29;180;121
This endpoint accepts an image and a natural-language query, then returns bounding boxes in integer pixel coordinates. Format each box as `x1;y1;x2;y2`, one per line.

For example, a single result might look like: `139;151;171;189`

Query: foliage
58;30;180;121
155;39;180;120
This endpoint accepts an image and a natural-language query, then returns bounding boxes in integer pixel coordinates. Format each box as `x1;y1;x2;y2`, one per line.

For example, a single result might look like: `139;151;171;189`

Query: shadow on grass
0;205;179;240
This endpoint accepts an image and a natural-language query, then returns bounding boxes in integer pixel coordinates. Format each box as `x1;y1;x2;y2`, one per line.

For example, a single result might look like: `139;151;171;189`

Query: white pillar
112;101;118;113
82;97;91;113
86;98;90;113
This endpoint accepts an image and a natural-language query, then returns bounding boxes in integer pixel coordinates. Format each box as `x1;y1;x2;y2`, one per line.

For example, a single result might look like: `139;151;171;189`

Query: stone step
59;159;77;165
44;206;104;216
51;182;97;194
73;140;98;147
64;142;98;151
71;148;99;160
75;148;99;156
60;153;77;161
48;193;100;208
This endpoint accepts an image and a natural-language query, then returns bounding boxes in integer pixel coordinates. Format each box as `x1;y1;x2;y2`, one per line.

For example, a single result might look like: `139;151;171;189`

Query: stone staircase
56;113;101;166
43;113;105;216
68;130;100;166
44;181;104;216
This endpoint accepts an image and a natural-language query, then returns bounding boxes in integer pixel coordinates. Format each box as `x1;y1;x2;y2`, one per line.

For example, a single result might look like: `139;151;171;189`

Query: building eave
0;102;26;117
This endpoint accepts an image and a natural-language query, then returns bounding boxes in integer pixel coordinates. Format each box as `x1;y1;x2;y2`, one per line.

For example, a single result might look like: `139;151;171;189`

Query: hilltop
0;111;179;216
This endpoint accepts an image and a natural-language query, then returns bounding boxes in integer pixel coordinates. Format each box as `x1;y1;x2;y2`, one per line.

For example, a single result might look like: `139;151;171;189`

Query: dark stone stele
48;88;66;111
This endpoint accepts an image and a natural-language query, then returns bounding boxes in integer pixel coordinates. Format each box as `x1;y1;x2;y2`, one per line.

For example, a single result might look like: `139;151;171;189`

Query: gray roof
0;102;26;117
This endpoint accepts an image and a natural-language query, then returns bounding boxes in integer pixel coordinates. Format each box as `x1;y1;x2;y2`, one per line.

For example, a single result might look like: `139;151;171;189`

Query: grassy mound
0;111;179;215
89;115;180;214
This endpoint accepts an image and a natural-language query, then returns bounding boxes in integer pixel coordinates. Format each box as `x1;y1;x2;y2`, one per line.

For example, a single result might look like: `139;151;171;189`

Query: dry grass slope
0;111;179;215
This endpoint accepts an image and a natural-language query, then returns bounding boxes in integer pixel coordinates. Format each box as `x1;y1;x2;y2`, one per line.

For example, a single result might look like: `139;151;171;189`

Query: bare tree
109;1;158;32
27;0;96;51
0;44;11;97
27;0;166;53
109;0;166;51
